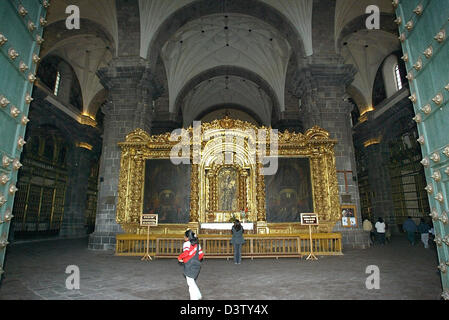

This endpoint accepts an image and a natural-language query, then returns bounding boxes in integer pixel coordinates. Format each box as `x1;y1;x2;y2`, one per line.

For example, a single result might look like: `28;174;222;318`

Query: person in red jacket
178;229;204;300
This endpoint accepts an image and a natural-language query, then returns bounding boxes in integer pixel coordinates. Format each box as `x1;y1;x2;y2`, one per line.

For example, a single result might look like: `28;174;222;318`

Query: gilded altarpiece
116;118;341;235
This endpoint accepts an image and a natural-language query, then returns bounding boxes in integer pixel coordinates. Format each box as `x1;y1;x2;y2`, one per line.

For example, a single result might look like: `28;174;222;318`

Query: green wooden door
395;0;449;298
0;0;48;280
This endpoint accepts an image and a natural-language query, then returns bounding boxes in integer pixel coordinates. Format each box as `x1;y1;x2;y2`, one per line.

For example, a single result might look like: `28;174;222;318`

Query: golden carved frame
205;164;249;220
116;117;340;235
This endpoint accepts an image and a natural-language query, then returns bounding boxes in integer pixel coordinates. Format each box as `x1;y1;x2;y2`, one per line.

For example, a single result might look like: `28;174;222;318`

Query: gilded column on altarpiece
130;151;145;224
256;163;266;222
116;146;131;225
240;170;248;210
190;164;199;222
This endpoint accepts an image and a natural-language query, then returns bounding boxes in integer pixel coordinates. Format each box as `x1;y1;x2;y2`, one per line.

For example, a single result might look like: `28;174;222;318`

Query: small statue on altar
240;207;248;222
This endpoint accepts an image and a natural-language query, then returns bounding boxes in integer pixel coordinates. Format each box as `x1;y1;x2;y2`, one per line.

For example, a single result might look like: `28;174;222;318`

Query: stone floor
0;234;443;300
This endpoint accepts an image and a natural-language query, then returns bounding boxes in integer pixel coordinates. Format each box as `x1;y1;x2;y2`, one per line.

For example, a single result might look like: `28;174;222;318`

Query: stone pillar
273;113;304;133
298;64;369;248
151;119;183;135
364;141;396;231
59;145;93;237
88;57;155;250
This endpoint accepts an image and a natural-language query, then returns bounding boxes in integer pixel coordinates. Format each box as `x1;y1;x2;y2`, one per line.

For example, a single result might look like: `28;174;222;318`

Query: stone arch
174;65;280;124
375;50;407;100
87;89;108;120
339;24;400;113
44;0;118;55
347;84;368;114
146;0;307;71
336;12;397;53
42;18;116;58
382;54;400;96
39;18;114;116
36;54;84;112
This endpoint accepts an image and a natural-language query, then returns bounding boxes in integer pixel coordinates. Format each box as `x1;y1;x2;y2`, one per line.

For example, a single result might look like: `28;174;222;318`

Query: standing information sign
300;213;319;260
140;214;158;261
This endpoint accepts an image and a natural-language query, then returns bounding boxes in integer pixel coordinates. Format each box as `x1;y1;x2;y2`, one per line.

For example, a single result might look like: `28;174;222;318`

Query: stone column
151;119;183;135
364;141;396;231
298;64;370;248
273;113;304;133
59;145;93;237
88;57;155;250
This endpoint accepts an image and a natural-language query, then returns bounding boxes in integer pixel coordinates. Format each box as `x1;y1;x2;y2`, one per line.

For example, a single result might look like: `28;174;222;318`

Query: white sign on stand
300;213;319;260
141;214;158;261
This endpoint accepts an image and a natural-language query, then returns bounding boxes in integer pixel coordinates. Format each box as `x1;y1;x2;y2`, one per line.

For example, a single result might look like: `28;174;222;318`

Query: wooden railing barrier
116;233;343;258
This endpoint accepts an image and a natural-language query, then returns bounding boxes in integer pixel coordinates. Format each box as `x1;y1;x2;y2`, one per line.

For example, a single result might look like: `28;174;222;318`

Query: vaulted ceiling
138;0;313;59
42;0;116;117
41;0;399;126
161;13;290;116
182;75;272;127
46;34;112;114
340;29;399;112
335;0;399;112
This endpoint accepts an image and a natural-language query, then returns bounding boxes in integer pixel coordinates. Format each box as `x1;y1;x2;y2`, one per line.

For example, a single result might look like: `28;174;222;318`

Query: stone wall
88;57;156;250
352;89;425;234
19;87;102;239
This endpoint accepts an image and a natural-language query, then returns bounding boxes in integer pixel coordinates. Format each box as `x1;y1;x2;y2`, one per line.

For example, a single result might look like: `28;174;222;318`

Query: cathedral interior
0;0;448;300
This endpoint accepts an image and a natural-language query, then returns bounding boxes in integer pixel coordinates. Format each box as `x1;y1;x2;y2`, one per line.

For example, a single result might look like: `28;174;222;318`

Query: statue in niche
218;168;238;211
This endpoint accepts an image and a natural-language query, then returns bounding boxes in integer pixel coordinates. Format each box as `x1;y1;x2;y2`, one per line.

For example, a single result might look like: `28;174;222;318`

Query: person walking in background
362;218;373;246
429;221;435;245
231;219;245;264
418;218;431;249
178;229;204;300
385;222;391;244
402;216;418;246
374;217;386;245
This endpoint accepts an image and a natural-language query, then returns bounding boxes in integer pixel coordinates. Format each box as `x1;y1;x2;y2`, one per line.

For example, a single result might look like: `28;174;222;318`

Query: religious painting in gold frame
341;204;357;227
115;117;341;235
142;159;191;224
265;157;314;223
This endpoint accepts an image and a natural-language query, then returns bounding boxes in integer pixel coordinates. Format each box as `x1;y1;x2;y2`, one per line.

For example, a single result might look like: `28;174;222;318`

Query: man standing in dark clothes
402;216;417;246
418;218;431;249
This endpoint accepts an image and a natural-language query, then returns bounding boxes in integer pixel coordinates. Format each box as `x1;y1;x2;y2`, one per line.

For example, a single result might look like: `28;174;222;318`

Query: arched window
394;64;403;91
36;56;83;111
54;71;61;96
381;54;405;98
